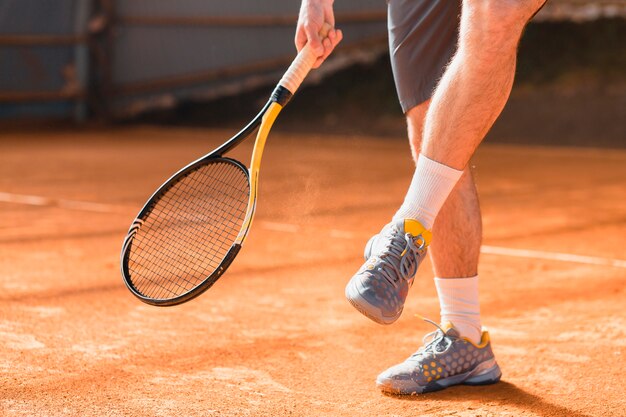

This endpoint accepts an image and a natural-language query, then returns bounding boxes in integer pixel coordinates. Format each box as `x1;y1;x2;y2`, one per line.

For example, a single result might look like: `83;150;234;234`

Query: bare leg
406;102;481;278
422;0;547;169
403;1;545;343
408;100;482;343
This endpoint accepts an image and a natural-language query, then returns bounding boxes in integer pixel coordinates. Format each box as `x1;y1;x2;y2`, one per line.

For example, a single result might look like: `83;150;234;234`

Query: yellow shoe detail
403;219;432;246
441;321;491;348
441;321;455;333
466;330;491;349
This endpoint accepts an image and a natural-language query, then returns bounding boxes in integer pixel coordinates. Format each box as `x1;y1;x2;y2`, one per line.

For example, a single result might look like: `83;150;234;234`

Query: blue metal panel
0;0;77;34
0;0;90;120
110;0;387;116
112;26;295;83
0;47;73;91
0;0;388;119
115;0;384;15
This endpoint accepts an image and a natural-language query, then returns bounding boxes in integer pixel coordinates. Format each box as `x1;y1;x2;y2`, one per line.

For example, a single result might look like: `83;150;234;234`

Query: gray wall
0;0;91;119
2;0;621;121
0;0;387;120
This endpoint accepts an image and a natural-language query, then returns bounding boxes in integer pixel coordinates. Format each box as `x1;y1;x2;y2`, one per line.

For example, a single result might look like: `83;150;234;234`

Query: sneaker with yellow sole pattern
377;319;501;394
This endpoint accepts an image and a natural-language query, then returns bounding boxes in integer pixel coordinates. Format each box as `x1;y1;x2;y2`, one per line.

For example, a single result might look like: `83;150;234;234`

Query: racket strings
127;160;250;300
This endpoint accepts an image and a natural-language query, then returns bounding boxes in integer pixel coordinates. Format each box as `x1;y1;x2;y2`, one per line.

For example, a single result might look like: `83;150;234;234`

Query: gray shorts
387;0;461;113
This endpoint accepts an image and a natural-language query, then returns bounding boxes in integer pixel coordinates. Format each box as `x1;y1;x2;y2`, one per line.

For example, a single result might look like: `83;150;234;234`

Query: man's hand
295;0;343;68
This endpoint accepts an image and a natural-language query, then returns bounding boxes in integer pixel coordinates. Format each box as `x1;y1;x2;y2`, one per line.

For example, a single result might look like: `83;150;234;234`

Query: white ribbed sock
434;276;482;344
393;154;463;229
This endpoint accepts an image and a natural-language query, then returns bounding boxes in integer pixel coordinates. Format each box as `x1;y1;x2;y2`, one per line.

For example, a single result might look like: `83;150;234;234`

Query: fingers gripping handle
279;24;332;95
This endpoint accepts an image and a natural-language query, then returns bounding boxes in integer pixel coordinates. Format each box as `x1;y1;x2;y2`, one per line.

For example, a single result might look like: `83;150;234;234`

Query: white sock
393;154;463;229
434;276;482;344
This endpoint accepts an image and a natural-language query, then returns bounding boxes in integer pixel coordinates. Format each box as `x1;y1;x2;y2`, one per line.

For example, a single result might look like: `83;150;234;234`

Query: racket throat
235;102;283;245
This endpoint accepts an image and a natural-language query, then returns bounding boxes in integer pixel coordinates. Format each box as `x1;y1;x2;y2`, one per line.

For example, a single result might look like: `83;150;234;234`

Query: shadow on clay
382;380;593;417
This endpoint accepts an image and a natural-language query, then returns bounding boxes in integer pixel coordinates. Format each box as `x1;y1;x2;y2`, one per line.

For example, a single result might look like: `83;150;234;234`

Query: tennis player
295;0;546;394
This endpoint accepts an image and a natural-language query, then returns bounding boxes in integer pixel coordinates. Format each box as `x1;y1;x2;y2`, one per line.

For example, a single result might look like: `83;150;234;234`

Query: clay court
1;125;625;416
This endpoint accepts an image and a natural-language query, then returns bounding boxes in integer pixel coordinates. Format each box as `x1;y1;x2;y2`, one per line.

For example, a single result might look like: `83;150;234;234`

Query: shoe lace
376;227;427;287
411;317;453;358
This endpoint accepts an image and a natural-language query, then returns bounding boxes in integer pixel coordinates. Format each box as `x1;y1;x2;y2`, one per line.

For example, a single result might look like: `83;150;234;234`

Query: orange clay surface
1;126;625;417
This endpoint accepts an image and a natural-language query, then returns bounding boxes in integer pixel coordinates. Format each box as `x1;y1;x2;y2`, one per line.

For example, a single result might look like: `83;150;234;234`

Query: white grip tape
278;44;318;95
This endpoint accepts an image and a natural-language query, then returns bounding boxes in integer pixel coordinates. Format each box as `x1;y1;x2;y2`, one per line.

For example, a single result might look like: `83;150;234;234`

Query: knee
463;0;545;37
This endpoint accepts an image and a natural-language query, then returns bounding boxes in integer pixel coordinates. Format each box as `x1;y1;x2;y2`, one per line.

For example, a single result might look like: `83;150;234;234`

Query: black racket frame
121;87;292;306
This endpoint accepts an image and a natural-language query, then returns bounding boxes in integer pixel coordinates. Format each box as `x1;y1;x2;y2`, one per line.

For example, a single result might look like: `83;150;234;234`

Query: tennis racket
121;25;331;306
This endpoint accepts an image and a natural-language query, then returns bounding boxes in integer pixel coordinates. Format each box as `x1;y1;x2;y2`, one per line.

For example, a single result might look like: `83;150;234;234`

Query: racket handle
278;23;332;95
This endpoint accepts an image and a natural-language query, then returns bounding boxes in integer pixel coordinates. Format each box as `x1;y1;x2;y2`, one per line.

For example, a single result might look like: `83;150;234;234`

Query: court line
480;245;626;269
3;191;625;269
258;221;626;269
0;192;134;214
259;221;300;233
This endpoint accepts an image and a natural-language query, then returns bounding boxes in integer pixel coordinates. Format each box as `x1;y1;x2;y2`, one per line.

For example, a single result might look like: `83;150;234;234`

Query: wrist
304;0;334;5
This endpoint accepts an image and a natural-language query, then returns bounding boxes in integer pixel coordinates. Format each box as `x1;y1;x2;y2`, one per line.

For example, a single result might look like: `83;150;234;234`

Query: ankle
444;318;482;345
435;276;482;345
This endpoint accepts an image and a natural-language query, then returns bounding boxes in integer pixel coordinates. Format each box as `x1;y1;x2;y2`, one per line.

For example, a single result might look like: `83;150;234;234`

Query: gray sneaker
377;320;502;395
345;219;432;325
